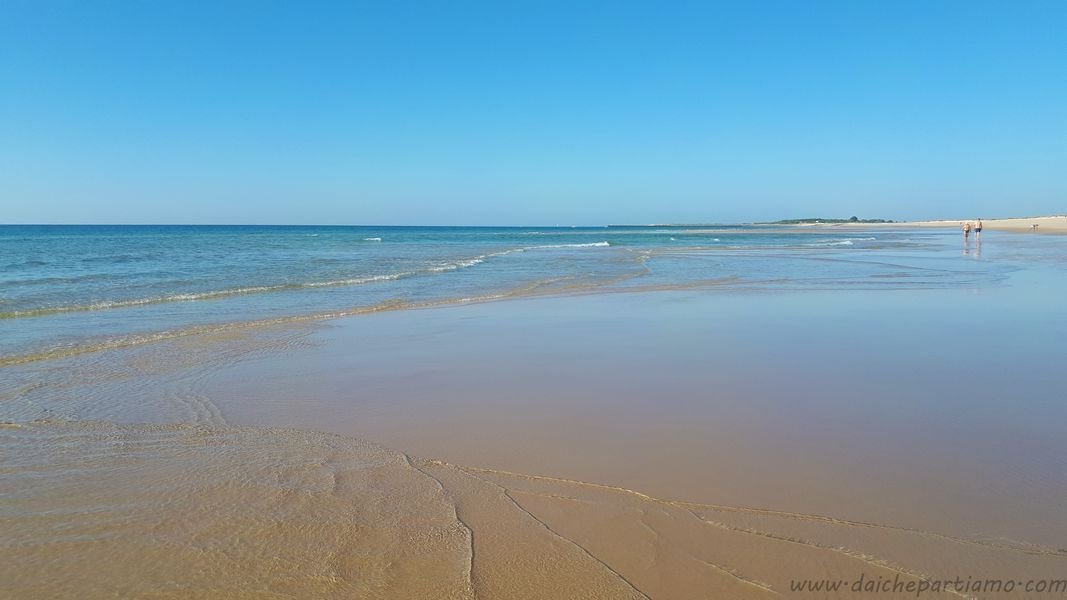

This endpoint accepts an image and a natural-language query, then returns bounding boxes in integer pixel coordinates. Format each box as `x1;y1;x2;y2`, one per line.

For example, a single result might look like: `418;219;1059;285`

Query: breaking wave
0;242;612;320
806;237;877;247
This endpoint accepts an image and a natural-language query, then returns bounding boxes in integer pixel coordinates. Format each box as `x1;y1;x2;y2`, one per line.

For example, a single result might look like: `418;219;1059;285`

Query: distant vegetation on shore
762;217;895;224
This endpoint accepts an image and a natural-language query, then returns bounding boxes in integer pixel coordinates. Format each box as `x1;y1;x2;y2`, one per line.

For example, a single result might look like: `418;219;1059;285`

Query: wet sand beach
3;227;1067;599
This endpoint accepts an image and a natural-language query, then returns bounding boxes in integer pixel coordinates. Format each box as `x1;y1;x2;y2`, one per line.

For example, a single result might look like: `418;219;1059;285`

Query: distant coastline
609;215;1067;234
836;215;1067;234
760;217;895;224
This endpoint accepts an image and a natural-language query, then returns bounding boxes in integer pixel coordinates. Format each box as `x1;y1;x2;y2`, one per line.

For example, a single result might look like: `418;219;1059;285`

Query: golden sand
3;420;1065;599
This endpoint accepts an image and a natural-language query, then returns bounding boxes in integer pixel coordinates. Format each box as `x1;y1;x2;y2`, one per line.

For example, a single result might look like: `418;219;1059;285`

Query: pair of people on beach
962;219;983;240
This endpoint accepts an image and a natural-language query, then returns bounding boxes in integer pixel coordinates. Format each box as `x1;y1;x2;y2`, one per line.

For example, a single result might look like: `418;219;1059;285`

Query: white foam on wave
806;237;874;246
528;241;610;249
304;272;408;287
2;241;612;320
428;257;485;272
803;240;848;247
364;237;382;241
806;237;875;247
1;285;294;318
423;241;611;274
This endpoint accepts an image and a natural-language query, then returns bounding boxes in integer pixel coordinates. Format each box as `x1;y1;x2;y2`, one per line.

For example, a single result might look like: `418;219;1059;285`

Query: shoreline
824;215;1067;234
4;225;1065;598
7;285;1067;598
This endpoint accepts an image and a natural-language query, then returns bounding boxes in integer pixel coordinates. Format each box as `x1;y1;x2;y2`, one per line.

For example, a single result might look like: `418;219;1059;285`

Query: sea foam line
0;284;543;368
0;277;405;319
0;242;612;320
805;237;877;247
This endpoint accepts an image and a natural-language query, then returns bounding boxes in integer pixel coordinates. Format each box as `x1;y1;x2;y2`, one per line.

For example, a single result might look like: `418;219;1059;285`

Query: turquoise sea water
0;224;1037;364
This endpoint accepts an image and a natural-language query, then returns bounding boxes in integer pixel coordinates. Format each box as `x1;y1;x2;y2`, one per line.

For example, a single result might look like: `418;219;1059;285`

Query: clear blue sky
2;1;1064;225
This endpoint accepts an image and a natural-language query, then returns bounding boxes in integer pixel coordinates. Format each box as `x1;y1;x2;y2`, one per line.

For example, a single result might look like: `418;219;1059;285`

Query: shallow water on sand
0;224;1012;365
201;285;1067;543
1;421;475;599
2;229;1067;598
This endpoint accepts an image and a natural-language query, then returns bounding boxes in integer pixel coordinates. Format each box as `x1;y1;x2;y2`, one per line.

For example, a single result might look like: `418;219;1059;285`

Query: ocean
0;224;1012;366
